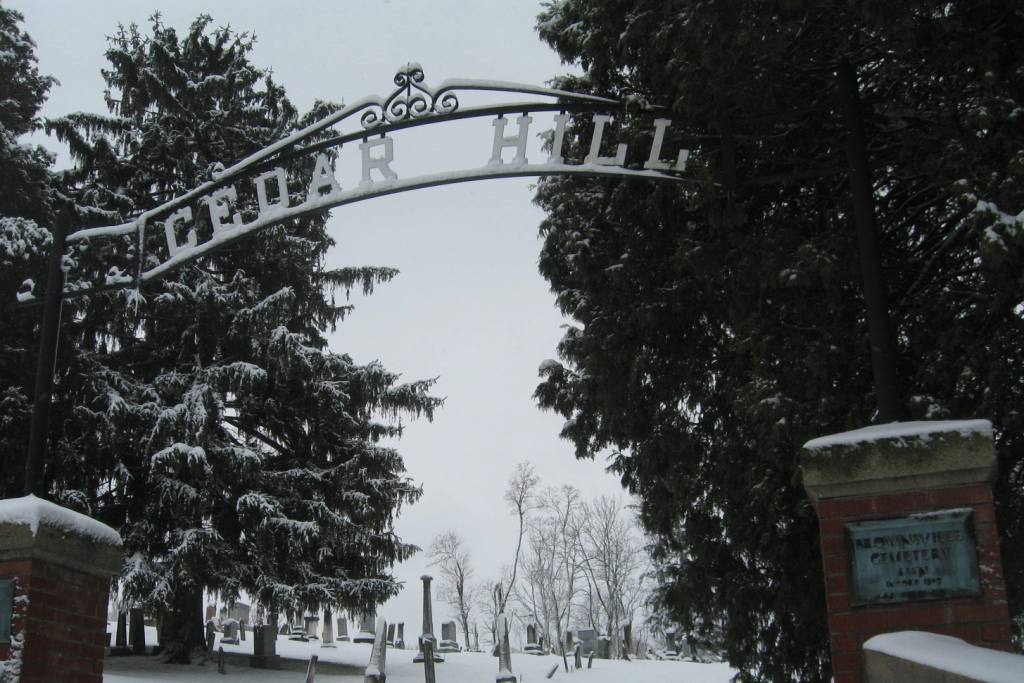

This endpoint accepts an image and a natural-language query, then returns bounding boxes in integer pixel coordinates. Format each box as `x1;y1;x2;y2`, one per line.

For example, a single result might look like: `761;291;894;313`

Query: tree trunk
460;610;471;651
836;60;905;422
159;586;206;663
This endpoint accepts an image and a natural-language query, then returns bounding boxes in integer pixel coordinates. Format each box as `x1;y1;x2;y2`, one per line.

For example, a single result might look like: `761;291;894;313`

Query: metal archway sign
18;64;693;303
17;64;694;495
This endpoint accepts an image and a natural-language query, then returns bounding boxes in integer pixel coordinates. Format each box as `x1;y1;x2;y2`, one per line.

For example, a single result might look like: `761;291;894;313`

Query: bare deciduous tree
428;530;480;650
577;495;649;658
513;484;585;654
499;461;539;612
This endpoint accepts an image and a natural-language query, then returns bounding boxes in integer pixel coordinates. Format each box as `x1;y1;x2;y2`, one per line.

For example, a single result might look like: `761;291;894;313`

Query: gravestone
395;621;405;649
386;622;396;646
205;604;216;622
110;611;130;656
664;629;678;656
364;617;388;683
129;607;146;654
239;619;246;642
495;613;515;683
413;575;443;663
576;628;597;656
353;611;376;643
336;616;350;642
422;637;437;683
221;618;240;645
524;623;541;654
279;622;290;635
564;630;573;653
321;608;335;647
205;620;216;652
303;654;318;683
438;620;460;652
268;611;278;638
228;602;251;623
596;635;609;659
304;615;320;640
251;624;281;670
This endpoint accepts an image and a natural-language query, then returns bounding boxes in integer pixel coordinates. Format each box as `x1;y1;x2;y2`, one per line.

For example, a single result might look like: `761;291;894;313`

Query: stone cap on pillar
0;495;122;577
801;420;995;501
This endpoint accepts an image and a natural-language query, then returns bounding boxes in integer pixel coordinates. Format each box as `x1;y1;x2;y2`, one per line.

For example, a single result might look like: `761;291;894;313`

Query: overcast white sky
13;0;632;637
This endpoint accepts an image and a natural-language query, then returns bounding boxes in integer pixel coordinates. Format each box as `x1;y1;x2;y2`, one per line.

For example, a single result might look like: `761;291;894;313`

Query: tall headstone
251;624;281;670
240;619;246;642
663;629;678;656
395;621;405;649
413;575;444;663
110;611;130;655
801;420;1013;683
268;611;278;639
321;608;335;647
364;617;388;683
422;636;437;683
205;620;216;652
129;607;146;654
0;497;121;683
303;654;318;683
495;612;515;683
524;622;541;655
336;615;350;642
386;622;396;645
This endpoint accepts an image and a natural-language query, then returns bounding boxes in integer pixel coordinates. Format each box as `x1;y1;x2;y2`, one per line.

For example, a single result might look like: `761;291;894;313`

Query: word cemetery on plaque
846;509;981;606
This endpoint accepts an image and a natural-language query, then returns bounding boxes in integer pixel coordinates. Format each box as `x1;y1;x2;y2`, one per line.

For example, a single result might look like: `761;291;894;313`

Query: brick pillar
801;420;1011;683
0;495;122;683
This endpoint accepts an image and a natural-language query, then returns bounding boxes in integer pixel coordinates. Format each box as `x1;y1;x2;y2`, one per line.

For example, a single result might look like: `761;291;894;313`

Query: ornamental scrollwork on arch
361;63;459;129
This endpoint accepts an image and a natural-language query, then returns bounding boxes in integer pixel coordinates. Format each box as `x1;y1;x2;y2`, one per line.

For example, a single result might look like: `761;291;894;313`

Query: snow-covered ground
103;626;736;682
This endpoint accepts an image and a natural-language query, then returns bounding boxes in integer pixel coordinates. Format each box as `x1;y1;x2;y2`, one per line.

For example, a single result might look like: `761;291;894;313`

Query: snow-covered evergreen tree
534;2;1024;679
0;5;57;495
43;14;438;661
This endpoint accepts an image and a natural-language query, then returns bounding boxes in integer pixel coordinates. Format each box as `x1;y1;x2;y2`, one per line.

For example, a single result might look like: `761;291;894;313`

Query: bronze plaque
846;509;981;606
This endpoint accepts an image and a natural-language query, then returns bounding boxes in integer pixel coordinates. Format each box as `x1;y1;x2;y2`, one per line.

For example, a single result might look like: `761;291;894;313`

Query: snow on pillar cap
0;494;122;577
800;420;996;500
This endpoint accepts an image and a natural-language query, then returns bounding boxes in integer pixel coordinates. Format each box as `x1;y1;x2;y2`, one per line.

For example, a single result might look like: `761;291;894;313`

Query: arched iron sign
17;64;694;495
17;64;692;303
